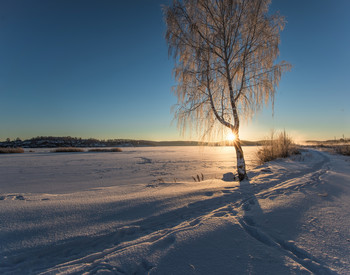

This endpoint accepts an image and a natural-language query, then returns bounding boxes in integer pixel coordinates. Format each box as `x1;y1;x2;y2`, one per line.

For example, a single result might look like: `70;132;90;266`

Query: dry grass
88;148;122;152
192;173;204;182
0;147;24;154
257;130;300;164
52;147;85;153
334;145;350;156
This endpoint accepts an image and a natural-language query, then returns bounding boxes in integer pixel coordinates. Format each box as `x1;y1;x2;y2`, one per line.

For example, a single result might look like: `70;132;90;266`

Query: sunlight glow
226;132;237;142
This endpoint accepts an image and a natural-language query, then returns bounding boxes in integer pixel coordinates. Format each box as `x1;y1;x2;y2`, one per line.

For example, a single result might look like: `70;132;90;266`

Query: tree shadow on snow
235;175;339;274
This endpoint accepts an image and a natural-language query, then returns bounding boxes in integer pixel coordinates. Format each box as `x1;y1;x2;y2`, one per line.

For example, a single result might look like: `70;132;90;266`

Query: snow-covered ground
0;146;349;274
0;146;257;194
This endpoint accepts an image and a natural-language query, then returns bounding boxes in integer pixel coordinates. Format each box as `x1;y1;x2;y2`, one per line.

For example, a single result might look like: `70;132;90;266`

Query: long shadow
236;175;338;274
1;149;341;274
0;185;264;273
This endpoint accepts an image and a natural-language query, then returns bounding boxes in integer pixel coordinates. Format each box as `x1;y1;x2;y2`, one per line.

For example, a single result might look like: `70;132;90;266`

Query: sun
226;132;237;142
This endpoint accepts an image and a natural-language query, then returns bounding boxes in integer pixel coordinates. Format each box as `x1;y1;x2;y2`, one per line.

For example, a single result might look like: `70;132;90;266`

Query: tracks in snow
51;150;334;274
237;215;337;274
237;150;336;274
2;150;335;274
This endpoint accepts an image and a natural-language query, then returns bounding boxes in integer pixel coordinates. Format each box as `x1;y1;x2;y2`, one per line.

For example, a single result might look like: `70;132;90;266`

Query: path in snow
0;148;349;274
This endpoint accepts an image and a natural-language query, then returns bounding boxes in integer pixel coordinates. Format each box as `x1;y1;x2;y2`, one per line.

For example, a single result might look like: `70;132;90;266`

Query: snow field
0;147;349;274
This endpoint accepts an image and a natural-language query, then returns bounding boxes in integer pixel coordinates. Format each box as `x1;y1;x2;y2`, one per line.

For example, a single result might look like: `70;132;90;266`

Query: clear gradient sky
1;0;349;141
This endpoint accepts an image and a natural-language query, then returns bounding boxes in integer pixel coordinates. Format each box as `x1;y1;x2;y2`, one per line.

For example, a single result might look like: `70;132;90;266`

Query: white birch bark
164;0;290;180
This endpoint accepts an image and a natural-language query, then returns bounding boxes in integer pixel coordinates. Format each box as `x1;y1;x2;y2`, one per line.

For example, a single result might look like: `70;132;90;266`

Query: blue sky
0;0;349;141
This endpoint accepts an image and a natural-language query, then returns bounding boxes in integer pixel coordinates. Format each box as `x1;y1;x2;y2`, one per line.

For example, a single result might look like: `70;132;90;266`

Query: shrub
88;148;122;152
334;145;350;156
52;147;84;153
0;147;24;154
257;130;299;164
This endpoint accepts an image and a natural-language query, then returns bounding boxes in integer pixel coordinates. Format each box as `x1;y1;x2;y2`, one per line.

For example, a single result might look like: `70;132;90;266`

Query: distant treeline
305;138;350;145
0;136;263;148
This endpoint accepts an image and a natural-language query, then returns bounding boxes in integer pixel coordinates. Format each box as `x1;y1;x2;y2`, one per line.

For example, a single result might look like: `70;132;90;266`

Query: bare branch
164;0;290;180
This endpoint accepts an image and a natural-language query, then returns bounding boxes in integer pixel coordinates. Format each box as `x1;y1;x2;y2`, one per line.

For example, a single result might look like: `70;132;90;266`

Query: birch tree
164;0;290;181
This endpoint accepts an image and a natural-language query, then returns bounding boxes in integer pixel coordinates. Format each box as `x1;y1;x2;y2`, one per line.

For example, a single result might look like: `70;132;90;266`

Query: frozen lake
0;146;259;194
1;147;349;274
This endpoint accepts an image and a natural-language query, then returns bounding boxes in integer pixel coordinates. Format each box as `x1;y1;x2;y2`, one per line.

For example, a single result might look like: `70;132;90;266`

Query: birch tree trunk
233;135;247;181
164;0;290;181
